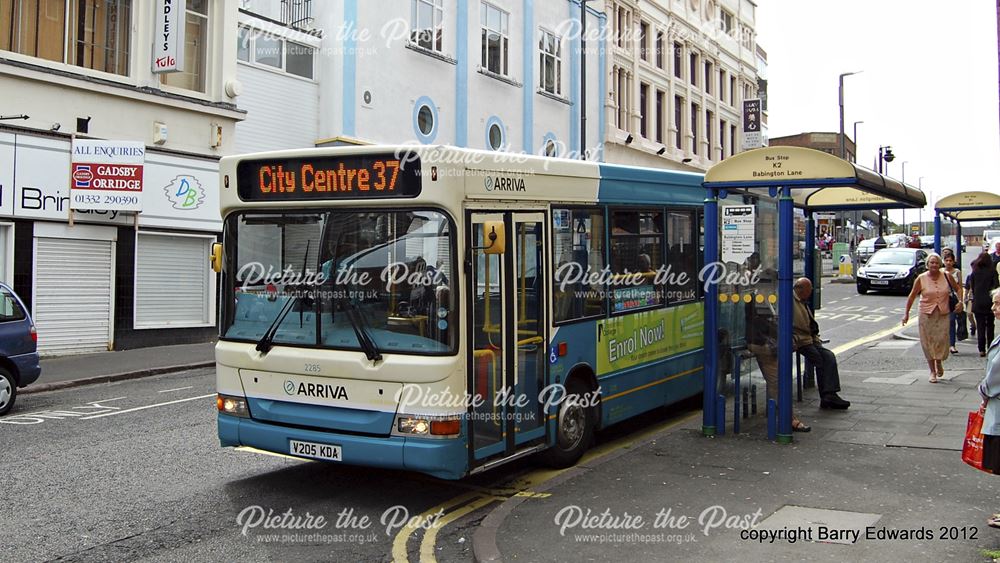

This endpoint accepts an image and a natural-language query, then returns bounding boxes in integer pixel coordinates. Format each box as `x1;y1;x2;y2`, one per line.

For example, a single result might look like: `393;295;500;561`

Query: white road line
157;386;194;393
80;394;215;420
94;396;128;403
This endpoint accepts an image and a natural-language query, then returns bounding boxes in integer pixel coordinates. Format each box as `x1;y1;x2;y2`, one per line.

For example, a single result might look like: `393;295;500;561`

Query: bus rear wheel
539;378;595;468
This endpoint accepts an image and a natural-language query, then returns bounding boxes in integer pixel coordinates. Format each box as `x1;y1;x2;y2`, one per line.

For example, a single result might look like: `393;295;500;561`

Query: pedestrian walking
944;254;963;354
968;252;999;357
976;288;1000;529
902;253;964;383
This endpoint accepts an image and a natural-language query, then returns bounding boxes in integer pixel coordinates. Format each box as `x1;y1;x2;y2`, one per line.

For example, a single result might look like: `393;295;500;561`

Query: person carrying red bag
978;288;1000;529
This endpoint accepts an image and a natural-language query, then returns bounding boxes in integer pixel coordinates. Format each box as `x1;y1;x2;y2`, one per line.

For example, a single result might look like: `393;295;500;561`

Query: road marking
79;394;215;420
391;410;700;562
830;324;904;356
0;398;128;425
158;386;194;393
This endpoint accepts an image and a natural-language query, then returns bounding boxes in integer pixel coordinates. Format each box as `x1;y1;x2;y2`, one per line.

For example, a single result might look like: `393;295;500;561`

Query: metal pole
703;189;719;436
853;121;863;163
777;185;794;443
838;71;860;160
580;0;587;159
901;161;907;235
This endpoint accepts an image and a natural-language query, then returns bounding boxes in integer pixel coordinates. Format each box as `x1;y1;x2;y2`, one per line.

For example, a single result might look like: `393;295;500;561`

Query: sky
755;0;1000;225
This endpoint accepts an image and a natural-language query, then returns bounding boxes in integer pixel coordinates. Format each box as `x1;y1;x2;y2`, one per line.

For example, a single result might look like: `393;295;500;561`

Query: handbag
956;311;969;341
948;286;959;312
962;409;986;472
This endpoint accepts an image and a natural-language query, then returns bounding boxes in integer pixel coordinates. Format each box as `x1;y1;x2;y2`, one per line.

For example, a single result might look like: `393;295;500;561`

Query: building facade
604;0;760;170
1;0;244;354
769;132;857;163
234;0;760;168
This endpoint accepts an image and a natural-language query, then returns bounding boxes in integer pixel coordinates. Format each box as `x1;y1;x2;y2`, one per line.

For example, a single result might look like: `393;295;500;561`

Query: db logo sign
163;175;206;210
73;165;93;187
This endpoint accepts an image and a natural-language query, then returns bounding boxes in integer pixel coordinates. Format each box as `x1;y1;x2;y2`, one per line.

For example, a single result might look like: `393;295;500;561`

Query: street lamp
874;146;896;251
852;120;864;161
900;161;908;234
839;71;862;160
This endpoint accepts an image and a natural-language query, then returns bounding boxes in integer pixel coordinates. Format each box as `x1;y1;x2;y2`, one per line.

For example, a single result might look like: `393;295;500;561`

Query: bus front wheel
539;378;595;468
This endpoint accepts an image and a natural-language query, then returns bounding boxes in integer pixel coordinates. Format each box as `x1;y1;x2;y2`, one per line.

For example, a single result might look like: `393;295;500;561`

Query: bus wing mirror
210;242;224;273
482;221;505;255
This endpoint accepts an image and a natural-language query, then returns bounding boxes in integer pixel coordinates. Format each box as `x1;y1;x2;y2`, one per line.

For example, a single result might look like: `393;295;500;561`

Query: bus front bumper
218;414;468;480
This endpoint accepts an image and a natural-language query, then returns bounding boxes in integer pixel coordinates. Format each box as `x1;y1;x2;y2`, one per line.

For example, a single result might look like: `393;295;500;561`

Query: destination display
236;154;421;201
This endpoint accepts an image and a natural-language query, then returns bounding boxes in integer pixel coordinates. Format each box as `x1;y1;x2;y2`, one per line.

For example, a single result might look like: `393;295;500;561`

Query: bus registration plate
290;439;342;462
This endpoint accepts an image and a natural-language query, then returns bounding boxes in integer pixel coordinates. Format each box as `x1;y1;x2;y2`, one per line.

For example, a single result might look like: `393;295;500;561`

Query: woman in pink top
902;253;965;382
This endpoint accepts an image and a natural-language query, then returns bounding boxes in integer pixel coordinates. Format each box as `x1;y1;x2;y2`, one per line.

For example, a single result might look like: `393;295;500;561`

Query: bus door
468;212;548;463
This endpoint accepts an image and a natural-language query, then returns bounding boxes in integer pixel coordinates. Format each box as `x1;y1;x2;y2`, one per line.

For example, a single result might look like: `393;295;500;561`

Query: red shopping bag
962;410;985;471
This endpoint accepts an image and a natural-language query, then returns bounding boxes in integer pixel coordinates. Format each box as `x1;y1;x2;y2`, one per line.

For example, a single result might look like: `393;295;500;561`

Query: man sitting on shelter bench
792;277;851;410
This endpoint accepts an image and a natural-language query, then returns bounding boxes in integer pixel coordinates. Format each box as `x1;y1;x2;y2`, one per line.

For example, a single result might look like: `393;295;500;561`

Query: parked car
919;235;935;248
0;283;40;416
856;238;876;263
982;229;1000;252
856;248;928;295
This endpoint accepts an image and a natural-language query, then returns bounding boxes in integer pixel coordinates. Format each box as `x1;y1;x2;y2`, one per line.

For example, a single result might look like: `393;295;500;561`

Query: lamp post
900;161;908;235
874;146;896;250
852;120;863;162
839;71;862;160
918;177;926;235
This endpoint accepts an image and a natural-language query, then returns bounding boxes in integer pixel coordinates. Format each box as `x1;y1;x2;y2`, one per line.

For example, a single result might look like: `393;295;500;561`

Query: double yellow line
390;411;700;562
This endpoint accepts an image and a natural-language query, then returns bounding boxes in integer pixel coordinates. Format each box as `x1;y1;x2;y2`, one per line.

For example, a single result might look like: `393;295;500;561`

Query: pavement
475;323;1000;561
21;341;216;394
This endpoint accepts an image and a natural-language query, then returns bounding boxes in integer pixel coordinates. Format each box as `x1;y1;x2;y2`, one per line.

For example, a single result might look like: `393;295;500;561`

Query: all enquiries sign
71;139;145;212
152;0;186;73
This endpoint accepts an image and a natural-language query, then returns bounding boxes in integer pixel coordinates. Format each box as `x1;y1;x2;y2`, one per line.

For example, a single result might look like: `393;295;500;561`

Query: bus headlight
217;394;250;418
393;415;462;438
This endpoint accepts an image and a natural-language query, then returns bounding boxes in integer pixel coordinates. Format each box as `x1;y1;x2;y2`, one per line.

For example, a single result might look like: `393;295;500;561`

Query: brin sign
71;140;145;212
152;0;186;73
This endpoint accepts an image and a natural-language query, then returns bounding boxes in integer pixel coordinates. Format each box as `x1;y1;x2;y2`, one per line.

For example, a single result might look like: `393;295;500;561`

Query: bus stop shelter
701;147;927;443
933;191;1000;259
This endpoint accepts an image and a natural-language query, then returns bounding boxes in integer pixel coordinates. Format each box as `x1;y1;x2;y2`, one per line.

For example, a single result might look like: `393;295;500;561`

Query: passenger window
552;208;606;323
610;209;663;313
0;289;26;322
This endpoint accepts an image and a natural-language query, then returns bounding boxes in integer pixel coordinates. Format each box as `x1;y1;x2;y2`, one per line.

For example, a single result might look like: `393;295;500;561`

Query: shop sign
71;139;145;212
153;0;187;73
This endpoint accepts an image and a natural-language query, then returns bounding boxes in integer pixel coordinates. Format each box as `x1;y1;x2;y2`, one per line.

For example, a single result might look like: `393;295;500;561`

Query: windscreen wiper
255;296;297;355
343;299;382;362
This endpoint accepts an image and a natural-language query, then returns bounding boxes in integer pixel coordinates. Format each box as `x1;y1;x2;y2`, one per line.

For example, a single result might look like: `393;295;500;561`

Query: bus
214;145;705;479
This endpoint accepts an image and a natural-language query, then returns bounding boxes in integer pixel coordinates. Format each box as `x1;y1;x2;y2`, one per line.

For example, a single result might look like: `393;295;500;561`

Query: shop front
0;129;220;355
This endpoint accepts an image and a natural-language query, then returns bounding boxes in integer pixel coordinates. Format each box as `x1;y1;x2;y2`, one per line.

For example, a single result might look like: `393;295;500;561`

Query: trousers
975;311;996;354
796;343;841;398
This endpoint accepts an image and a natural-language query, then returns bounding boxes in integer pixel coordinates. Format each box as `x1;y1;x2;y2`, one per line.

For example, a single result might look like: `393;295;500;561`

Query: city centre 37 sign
71;139;145;212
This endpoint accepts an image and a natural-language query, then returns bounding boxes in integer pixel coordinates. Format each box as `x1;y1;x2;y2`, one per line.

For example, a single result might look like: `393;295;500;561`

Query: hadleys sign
71;139;145;212
152;0;186;73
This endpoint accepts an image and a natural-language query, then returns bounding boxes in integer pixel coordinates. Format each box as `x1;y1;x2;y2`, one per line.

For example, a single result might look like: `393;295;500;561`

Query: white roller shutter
135;233;212;328
35;237;114;355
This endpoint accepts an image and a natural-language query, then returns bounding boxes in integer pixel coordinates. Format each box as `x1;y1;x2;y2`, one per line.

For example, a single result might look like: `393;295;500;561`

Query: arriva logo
163;175;206;209
284;380;296;395
484;175;526;192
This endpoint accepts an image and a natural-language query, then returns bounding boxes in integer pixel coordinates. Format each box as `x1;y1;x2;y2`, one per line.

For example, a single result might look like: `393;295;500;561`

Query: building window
238;26;315;79
674;95;683;149
691;103;699;155
719;70;726;102
639;82;648;138
1;0;132;76
543;137;557;157
704;61;712;94
673;42;682;78
480;2;509;76
539;29;561;95
639;21;648;61
655;31;664;69
411;0;443;52
413;96;438;143
720;9;734;35
655;90;665;143
719;120;726;159
731;124;737;155
162;0;209;92
689;52;697;86
706;109;713;160
730;75;737;105
486;116;505;150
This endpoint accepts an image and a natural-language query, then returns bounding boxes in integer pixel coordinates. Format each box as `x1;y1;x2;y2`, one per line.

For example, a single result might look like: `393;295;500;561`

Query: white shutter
136;234;211;328
35;237;114;354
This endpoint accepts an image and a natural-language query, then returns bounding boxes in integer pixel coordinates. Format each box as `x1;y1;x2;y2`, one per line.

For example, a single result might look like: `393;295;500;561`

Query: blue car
0;283;40;416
